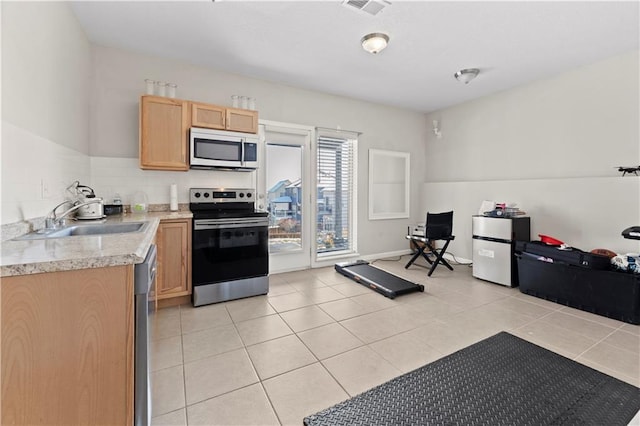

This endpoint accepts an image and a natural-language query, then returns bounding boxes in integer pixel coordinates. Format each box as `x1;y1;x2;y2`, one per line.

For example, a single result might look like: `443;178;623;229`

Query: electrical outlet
40;179;50;199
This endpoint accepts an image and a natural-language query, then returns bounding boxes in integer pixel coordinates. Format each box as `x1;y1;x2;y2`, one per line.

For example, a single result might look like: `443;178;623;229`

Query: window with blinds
316;132;357;255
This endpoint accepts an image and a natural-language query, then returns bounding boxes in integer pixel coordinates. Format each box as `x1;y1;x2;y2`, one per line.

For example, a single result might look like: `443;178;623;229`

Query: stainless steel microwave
190;128;259;170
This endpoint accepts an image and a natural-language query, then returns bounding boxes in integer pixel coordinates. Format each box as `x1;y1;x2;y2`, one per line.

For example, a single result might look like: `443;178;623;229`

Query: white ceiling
71;1;639;113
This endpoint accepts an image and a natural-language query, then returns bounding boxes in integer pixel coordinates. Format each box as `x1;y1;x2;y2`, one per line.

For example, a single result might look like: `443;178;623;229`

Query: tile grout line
574;330;639;362
266;283;386;418
256;381;284;426
539;308;628;357
184;301;282;425
511;309;638;372
179;303;189;425
243;304;289;425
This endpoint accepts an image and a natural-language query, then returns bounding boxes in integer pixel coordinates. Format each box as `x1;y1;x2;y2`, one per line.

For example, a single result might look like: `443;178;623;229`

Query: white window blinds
316;130;358;255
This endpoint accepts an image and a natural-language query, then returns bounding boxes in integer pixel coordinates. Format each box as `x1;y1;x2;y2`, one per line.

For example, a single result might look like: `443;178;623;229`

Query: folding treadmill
335;260;424;299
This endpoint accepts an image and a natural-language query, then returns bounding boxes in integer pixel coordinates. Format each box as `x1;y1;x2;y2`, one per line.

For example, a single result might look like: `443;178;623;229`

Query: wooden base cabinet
1;266;134;425
156;218;192;299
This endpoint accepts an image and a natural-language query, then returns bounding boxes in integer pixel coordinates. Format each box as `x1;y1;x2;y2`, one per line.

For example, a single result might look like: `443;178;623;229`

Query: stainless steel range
190;188;269;307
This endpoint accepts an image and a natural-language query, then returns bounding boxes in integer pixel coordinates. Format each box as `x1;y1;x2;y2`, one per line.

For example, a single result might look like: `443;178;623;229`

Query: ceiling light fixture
361;33;389;54
454;68;480;84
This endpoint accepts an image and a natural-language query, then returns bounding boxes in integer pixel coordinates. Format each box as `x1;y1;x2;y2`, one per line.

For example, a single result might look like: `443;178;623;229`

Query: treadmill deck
335;260;424;299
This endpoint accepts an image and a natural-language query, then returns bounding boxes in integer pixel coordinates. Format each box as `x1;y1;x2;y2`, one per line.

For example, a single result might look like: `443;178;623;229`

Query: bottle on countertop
170;184;178;211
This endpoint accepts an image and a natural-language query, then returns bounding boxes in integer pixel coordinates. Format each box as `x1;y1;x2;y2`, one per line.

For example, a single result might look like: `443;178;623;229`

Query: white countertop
0;211;192;277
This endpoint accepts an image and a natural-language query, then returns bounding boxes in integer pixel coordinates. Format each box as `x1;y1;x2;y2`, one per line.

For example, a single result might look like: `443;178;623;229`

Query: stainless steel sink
15;222;149;240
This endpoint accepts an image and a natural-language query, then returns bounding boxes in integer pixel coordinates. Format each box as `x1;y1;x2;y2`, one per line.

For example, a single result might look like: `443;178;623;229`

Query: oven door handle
194;221;268;231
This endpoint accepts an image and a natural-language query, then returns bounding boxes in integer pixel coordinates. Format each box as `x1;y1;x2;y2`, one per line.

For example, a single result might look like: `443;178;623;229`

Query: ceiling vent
342;0;391;16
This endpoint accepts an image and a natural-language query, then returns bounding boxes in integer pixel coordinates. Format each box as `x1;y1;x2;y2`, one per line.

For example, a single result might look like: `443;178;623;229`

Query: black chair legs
405;239;433;269
405;236;455;276
426;239;454;277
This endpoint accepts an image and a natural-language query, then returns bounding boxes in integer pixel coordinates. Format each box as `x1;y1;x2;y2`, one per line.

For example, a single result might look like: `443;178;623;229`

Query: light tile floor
150;256;640;426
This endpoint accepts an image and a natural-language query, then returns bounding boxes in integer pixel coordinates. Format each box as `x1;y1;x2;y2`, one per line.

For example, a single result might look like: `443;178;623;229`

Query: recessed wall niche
368;149;410;220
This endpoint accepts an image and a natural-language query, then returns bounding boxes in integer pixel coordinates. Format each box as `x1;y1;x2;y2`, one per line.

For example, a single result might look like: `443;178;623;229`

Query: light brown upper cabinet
190;102;258;134
226;107;258;134
139;96;189;171
191;102;226;130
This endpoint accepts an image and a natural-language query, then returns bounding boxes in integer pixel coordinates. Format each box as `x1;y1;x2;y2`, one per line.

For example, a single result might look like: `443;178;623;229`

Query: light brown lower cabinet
1;265;134;425
155;218;192;300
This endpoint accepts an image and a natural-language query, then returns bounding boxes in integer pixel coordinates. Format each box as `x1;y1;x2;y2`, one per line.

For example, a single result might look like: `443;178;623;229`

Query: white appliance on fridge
472;216;530;287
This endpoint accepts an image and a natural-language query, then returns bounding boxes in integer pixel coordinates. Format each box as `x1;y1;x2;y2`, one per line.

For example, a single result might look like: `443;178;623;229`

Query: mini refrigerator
472;216;530;287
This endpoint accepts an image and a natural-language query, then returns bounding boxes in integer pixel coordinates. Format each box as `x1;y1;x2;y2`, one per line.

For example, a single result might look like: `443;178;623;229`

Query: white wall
90;157;254;208
422;51;640;258
1;2;92;224
88;45;429;257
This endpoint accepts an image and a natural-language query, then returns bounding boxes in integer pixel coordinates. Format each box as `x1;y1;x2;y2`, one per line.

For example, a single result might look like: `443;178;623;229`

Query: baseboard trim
270;250;472;275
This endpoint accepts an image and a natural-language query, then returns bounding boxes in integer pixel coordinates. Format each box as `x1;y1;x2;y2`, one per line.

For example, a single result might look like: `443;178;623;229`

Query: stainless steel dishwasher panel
134;244;156;426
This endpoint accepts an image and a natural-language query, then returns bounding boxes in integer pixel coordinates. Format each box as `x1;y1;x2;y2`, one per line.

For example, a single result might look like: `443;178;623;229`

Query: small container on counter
104;204;123;216
131;191;149;214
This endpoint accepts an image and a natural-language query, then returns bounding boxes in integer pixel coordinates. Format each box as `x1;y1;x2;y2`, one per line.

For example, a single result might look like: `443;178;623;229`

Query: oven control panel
190;188;255;203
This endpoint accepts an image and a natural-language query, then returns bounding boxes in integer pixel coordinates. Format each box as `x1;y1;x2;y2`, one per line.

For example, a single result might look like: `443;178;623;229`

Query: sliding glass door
266;143;303;254
258;123;359;271
258;122;313;273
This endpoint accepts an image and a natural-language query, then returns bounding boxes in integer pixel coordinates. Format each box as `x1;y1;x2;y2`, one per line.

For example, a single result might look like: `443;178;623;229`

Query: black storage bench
516;254;640;324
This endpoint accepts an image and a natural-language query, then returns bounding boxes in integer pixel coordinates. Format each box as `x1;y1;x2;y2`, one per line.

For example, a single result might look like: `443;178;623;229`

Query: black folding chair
405;211;455;276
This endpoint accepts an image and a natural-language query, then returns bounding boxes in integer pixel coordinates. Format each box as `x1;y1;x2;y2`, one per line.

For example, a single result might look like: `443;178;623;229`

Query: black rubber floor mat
303;332;640;426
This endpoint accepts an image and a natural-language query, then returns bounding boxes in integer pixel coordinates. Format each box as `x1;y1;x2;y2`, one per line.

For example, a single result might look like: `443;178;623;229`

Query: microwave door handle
240;141;245;167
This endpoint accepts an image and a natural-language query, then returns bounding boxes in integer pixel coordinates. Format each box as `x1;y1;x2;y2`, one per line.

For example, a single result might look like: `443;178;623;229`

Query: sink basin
15;222;149;240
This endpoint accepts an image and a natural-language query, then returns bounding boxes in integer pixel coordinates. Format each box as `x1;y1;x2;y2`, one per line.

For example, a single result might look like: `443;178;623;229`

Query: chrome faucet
45;199;103;230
